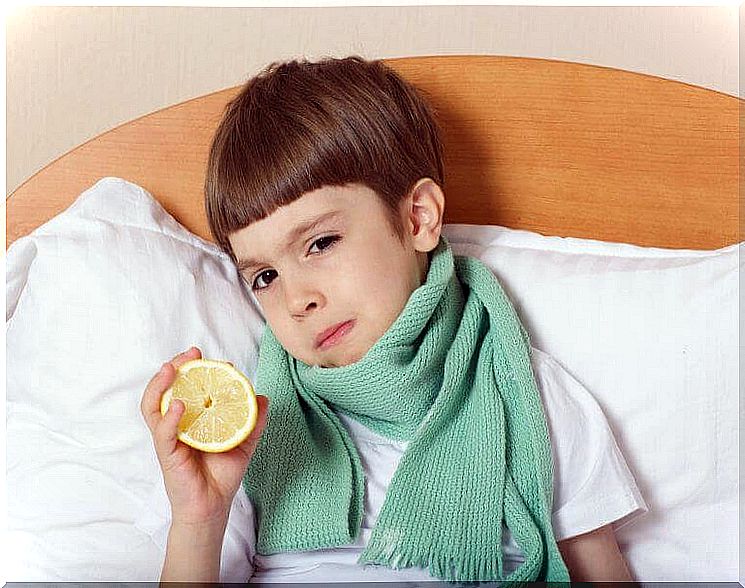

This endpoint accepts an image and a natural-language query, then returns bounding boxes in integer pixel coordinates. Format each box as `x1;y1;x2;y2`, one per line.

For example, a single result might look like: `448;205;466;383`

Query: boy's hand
140;347;269;526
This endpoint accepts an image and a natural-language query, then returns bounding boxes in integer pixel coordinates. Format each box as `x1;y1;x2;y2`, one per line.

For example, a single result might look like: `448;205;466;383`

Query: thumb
159;398;186;456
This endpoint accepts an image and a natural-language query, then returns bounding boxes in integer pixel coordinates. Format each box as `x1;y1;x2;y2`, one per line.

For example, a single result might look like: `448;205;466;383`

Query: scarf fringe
358;541;531;585
358;528;568;585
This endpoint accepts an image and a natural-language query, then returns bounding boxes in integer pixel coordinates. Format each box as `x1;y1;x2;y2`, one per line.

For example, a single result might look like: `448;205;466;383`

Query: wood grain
7;55;740;249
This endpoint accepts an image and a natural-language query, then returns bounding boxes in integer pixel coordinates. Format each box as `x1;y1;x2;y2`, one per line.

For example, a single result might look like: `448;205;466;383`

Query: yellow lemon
160;359;258;453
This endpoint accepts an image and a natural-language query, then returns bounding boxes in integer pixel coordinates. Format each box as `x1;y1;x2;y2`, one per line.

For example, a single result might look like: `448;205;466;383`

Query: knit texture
242;236;570;582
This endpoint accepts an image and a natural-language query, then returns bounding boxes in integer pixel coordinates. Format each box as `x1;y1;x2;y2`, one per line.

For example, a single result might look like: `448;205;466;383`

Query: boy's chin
306;348;366;369
316;354;361;369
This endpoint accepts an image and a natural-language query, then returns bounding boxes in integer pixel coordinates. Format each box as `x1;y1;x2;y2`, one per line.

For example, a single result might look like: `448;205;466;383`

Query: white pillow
443;224;739;582
6;177;266;581
6;177;739;582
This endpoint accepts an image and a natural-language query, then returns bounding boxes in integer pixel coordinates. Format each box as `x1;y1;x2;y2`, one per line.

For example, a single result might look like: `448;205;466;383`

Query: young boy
140;56;644;583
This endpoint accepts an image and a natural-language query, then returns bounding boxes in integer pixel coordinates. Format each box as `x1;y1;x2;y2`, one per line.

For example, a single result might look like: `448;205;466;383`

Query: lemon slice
160;359;258;453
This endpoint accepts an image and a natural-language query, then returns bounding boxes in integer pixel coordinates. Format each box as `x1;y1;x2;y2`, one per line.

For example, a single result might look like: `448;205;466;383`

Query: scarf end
357;535;571;584
357;537;505;582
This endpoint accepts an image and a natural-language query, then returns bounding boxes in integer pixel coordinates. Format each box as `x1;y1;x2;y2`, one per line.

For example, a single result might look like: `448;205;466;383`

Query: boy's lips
315;320;355;349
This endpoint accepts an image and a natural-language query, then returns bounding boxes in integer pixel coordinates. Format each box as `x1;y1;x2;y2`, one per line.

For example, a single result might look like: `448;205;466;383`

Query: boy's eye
251;235;341;291
308;235;340;254
252;269;277;291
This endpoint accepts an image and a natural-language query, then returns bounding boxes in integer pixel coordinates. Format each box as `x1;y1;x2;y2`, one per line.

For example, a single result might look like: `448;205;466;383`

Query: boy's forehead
229;183;388;267
233;184;378;244
231;202;348;271
242;201;345;243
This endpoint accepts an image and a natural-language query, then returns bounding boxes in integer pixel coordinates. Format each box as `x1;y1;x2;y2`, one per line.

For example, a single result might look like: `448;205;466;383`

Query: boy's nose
290;299;318;317
285;283;324;318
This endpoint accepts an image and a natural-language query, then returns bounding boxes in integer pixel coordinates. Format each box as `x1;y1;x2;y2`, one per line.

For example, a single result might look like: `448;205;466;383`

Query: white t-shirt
135;347;648;583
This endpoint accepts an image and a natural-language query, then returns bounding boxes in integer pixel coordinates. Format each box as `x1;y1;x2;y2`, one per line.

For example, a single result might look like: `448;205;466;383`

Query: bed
6;55;740;582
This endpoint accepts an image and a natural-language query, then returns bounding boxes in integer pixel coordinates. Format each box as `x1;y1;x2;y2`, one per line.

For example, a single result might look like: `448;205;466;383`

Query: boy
141;56;643;583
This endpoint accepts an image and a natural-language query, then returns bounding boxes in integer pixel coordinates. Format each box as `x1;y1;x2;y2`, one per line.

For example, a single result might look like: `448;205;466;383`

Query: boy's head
205;56;446;367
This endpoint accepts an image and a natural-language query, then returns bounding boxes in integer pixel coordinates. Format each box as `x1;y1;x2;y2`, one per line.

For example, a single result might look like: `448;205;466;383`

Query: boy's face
228;183;436;368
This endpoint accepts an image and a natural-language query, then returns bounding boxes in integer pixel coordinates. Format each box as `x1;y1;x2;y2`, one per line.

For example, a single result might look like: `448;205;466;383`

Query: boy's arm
160;518;228;583
557;523;636;582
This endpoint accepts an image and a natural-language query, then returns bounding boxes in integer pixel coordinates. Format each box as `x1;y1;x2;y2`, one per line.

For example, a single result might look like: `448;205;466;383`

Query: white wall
6;4;739;194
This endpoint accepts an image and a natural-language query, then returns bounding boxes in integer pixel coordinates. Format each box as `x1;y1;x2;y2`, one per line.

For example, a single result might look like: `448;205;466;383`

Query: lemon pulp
160;359;258;453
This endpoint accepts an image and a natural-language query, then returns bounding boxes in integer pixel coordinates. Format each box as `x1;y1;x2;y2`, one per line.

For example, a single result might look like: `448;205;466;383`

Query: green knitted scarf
242;236;570;582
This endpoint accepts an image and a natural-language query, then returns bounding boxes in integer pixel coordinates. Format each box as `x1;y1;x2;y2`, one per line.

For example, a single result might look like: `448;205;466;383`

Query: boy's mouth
315;320;355;350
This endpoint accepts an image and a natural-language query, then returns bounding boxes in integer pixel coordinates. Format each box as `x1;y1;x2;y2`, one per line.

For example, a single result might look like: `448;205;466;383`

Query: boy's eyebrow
236;210;343;274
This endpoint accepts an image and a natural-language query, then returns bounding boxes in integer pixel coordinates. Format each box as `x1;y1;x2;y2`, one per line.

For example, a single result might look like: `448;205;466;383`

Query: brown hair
204;55;445;263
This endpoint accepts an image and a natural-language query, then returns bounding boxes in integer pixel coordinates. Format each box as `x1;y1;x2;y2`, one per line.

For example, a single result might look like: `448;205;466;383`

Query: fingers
252;395;270;439
236;395;270;462
140;347;202;433
167;346;203;371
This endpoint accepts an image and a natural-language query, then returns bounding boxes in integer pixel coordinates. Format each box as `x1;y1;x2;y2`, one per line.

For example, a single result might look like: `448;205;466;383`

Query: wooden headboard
6;55;740;250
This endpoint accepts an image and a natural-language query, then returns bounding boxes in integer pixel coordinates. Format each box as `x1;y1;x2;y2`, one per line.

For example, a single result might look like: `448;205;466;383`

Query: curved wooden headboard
6;55;740;250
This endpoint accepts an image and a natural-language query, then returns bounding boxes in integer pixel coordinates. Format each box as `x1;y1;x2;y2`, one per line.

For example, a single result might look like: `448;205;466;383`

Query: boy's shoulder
531;348;595;407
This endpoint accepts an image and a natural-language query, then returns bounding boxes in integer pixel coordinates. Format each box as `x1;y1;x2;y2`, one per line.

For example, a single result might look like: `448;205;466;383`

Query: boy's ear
405;177;445;253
